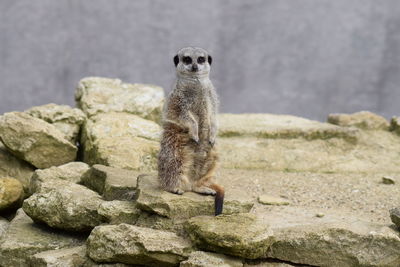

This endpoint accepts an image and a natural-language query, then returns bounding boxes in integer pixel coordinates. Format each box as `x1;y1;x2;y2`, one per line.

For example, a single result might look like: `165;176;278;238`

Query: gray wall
1;0;400;121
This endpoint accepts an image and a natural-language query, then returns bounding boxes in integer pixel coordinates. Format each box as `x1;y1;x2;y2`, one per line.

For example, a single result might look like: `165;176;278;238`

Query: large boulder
29;161;89;194
327;111;389;130
86;224;193;266
23;182;106;232
81;164;138;200
136;174;254;219
75;77;164;122
0;217;8;239
185;213;274;259
263;208;400;267
81;112;160;171
0;177;24;212
390;208;400;229
0;142;35;192
180;251;243;267
0;209;83;267
218;113;358;141
26;103;86;144
0;112;77;168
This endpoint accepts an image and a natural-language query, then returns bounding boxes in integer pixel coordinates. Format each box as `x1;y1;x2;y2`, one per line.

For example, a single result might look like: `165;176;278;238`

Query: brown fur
158;47;224;215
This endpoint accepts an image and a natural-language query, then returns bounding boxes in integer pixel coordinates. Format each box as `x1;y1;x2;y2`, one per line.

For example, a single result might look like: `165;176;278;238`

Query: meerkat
158;47;224;215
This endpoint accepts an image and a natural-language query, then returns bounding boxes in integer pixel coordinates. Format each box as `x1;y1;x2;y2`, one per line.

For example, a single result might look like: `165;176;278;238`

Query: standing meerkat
158;47;224;215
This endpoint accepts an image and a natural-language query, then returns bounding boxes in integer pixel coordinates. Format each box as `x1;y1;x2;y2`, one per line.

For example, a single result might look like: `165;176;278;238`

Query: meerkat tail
209;183;225;216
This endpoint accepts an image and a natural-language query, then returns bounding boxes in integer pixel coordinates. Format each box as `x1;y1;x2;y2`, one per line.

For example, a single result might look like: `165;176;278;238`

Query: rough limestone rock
29;161;89;194
81;112;160;171
0;177;24;212
185;213;274;259
26;103;86;143
0;112;77;168
328;111;389;130
0;217;9;239
0;209;83;267
180;251;243;267
218;113;358;141
243;261;296;267
136;174;254;219
0;142;35;192
75;77;164;122
30;246;88;267
81;164;138;200
98;200;141;225
258;195;290;206
87;224;192;266
23;182;106;232
390;116;400;135
135;211;184;235
390;208;400;229
263;208;400;267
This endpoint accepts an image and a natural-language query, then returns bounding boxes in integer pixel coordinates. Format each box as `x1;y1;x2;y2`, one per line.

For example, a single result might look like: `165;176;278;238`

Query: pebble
258;195;290;206
382;176;395;185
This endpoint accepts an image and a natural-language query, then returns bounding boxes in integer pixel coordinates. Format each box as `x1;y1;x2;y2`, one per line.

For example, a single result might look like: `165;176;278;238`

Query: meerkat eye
182;56;192;65
197;56;205;64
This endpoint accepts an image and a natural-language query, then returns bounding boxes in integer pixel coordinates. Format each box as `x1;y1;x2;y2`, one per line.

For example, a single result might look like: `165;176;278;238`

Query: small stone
81;164;139;200
0;177;24;212
30;246;88;267
316;213;325;218
382;176;395;185
0;209;83;266
258;195;290;206
86;224;193;266
180;251;243;267
97;200;141;224
0;112;77;168
185;213;274;259
23;182;106;232
136;174;253;219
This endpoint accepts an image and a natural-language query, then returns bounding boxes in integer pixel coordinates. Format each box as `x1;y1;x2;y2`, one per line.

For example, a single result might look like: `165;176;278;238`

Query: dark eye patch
182;56;192;65
197;56;205;64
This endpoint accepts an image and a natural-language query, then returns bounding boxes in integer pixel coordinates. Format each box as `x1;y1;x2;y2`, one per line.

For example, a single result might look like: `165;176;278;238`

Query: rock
218;113;358;141
327;111;389;130
98;200;140;224
135;211;185;235
136;174;254;219
81;112;160;171
31;245;132;267
0;209;83;267
81;164;139;200
23;182;105;232
390;116;400;135
390;208;400;229
0;177;24;212
264;208;400;267
0;112;77;168
30;246;88;267
180;251;243;267
29;161;89;194
382;176;395;185
75;77;164;122
243;261;296;267
26;103;86;144
185;213;274;259
315;213;325;218
86;224;192;266
258;195;289;206
0;217;9;239
0;142;35;193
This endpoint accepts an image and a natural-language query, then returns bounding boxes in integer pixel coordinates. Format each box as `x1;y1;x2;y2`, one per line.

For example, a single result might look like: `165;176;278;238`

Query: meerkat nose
191;64;198;72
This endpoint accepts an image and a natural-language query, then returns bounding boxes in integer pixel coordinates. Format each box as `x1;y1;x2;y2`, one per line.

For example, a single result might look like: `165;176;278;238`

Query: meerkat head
174;47;212;78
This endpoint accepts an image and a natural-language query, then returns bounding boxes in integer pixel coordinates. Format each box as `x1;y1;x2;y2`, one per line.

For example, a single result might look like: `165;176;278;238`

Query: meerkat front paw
193;186;217;196
168;188;184;195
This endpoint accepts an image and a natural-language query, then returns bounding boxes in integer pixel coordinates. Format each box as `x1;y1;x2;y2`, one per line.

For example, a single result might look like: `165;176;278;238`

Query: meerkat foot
167;188;185;195
193;186;216;196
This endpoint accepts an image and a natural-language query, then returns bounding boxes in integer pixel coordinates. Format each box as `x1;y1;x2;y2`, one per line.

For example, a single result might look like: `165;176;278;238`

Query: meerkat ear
208;55;212;65
173;55;179;67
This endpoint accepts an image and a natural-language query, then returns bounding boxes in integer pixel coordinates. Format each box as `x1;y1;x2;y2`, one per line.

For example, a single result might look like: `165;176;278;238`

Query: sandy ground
219;168;400;225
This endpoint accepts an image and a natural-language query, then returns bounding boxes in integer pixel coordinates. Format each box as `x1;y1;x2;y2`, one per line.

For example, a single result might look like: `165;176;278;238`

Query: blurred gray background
1;0;399;121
